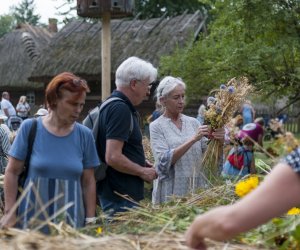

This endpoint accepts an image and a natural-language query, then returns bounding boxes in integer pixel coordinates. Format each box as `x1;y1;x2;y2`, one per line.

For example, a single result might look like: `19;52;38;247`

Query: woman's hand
81;168;96;218
193;125;210;142
212;127;225;141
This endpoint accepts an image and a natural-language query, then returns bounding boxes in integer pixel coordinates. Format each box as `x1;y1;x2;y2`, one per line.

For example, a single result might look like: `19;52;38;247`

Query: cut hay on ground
0;228;265;250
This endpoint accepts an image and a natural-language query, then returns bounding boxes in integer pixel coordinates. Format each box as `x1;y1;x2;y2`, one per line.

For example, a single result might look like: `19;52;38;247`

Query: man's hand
140;167;157;183
145;160;153;168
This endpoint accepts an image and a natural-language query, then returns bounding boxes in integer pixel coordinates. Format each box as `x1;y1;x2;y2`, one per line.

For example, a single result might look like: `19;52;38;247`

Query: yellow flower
247;176;259;188
96;227;103;235
235;176;259;198
287;207;300;215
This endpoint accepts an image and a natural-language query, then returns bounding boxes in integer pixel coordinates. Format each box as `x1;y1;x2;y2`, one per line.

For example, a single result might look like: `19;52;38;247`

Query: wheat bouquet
202;77;254;180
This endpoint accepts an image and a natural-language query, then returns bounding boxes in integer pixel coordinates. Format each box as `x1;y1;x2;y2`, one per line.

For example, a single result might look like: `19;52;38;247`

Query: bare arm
106;139;157;182
185;163;300;248
172;125;210;164
81;168;96;218
0;157;24;227
3;108;9;117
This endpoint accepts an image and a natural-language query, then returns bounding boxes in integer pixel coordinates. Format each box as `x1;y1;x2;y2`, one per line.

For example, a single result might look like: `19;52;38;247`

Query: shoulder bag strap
23;118;38;178
100;97;134;134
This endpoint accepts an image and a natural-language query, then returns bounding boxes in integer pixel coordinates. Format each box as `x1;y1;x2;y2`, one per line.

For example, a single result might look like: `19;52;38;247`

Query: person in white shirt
1;92;16;118
16;96;30;120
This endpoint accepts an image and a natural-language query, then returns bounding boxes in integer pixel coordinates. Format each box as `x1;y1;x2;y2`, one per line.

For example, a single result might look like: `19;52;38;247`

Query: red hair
45;72;90;109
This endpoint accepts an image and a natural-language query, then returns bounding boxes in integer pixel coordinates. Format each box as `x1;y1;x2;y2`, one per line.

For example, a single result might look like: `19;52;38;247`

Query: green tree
0;14;15;37
160;0;300;104
13;0;41;25
55;0;77;24
135;0;210;18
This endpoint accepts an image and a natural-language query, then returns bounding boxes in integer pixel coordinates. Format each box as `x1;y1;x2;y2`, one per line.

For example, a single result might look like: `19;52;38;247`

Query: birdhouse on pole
77;0;134;19
77;0;134;100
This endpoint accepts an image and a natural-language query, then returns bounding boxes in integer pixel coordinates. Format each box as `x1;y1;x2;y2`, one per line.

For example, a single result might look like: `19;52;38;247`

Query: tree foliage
160;0;300;103
13;0;41;26
134;0;210;19
0;15;15;38
54;0;78;24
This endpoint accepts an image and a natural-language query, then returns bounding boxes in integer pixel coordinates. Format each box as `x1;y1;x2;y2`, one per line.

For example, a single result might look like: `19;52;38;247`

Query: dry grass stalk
143;136;154;162
0;182;267;250
0;227;264;250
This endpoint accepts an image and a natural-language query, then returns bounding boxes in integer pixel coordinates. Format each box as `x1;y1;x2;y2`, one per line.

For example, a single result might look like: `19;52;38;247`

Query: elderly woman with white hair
150;76;225;204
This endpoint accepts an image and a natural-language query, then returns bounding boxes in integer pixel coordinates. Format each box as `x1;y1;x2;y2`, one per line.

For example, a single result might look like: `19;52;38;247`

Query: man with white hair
97;56;158;216
1;92;16;118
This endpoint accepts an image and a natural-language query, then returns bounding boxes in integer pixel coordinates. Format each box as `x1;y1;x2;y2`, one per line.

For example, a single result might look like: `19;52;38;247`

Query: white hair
156;76;186;104
115;56;157;87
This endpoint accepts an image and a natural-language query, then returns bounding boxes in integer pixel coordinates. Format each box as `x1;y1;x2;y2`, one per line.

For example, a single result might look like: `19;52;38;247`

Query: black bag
18;119;37;191
82;97;133;181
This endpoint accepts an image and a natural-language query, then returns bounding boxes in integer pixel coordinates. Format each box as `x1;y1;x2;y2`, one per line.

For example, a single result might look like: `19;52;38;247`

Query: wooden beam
101;11;111;101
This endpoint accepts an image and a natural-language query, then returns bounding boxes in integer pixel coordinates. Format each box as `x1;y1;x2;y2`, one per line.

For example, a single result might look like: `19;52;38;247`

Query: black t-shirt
97;90;145;201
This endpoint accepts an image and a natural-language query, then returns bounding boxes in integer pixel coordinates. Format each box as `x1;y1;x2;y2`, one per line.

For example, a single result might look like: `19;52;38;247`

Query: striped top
0;125;10;174
9;118;99;233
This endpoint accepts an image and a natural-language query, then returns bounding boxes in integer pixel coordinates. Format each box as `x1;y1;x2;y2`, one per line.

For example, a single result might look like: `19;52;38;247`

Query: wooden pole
101;11;111;101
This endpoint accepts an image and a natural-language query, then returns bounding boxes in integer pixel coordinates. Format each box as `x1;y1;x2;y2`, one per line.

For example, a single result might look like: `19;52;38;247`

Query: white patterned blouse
150;114;208;204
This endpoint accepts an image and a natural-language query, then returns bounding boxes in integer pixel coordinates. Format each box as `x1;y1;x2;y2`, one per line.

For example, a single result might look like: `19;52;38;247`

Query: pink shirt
239;123;263;142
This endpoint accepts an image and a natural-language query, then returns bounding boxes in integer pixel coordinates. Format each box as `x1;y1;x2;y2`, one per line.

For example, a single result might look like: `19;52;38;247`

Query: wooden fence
256;107;300;134
283;116;300;134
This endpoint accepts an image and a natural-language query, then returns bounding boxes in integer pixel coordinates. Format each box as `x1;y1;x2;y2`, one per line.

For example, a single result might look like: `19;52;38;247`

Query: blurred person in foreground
0;72;99;233
150;76;225;204
97;57;157;217
185;146;300;249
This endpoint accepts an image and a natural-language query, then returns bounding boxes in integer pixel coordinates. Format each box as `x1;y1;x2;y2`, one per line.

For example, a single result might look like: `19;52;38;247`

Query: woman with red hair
1;72;99;233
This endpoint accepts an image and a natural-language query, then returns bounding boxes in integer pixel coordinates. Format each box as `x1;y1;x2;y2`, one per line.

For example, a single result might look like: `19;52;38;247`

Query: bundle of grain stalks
143;136;154;162
202;77;254;180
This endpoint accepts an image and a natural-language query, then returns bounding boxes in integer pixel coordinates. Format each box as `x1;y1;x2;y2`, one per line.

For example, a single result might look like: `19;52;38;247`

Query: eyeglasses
132;79;157;88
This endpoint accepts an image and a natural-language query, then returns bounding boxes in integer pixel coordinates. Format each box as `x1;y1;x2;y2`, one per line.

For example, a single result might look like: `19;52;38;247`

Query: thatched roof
0;24;53;90
29;11;207;83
